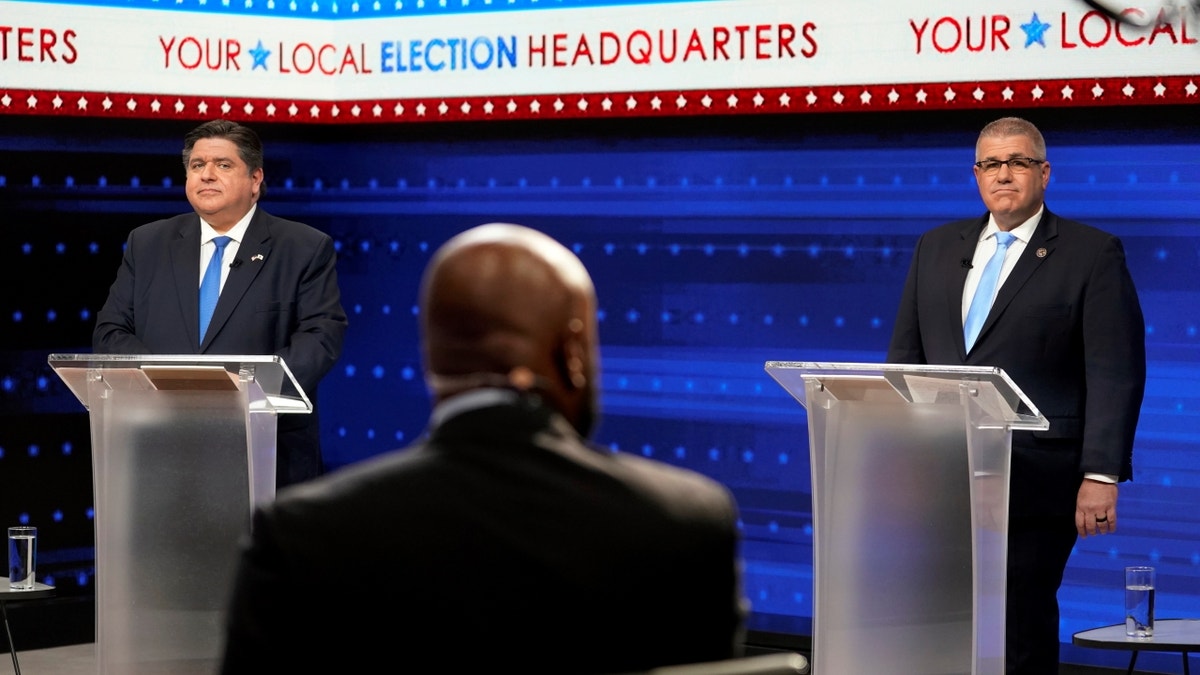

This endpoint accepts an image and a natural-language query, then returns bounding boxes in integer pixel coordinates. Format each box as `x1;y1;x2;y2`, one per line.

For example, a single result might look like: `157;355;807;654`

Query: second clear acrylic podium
765;361;1048;675
49;354;311;675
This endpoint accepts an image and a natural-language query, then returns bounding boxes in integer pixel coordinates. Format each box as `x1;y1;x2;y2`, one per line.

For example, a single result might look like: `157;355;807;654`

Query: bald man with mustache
220;223;748;675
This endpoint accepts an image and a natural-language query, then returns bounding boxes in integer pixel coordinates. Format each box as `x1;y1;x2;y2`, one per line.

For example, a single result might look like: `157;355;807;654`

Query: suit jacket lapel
171;216;203;350
200;209;275;350
978;209;1057;344
951;216;988;356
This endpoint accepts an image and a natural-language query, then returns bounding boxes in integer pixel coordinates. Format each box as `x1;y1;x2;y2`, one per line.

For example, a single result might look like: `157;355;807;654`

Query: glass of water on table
1125;565;1155;638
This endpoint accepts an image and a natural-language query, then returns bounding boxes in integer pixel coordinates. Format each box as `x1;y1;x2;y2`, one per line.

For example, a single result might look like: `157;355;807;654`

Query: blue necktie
199;236;232;341
964;231;1016;351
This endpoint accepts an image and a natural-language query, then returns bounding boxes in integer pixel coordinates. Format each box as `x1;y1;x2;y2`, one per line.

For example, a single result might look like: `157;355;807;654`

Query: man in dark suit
94;119;347;488
219;222;748;674
887;117;1146;674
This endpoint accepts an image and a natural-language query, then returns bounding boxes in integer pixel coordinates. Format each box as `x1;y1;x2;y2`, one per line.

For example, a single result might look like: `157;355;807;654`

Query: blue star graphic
249;40;271;71
1021;12;1051;48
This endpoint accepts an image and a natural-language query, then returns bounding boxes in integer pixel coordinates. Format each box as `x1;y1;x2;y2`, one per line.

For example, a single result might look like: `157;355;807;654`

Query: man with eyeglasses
887;116;1146;675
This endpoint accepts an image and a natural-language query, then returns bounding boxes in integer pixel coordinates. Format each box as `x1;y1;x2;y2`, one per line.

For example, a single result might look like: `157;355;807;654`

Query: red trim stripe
2;76;1197;123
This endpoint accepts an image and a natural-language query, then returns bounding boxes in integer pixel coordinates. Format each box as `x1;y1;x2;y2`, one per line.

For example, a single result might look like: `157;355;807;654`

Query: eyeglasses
974;157;1045;175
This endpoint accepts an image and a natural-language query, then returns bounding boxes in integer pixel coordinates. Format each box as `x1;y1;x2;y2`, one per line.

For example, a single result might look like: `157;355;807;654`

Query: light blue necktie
964;231;1016;351
199;236;232;341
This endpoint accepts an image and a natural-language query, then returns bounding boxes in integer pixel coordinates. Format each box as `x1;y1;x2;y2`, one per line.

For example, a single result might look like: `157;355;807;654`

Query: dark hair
181;119;267;198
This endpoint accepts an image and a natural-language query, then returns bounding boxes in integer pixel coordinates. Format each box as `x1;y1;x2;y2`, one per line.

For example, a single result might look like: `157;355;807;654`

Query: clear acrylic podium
48;354;311;675
765;361;1048;675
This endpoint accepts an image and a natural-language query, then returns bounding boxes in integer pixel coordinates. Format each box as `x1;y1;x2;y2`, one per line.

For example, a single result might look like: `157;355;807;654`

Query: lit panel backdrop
0;110;1196;668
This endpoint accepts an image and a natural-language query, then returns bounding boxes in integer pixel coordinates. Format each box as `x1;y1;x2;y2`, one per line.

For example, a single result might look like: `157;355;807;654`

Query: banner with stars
1;0;1196;123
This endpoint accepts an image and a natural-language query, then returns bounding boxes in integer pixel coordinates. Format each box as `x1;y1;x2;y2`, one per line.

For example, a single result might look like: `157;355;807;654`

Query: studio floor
4;641;1157;675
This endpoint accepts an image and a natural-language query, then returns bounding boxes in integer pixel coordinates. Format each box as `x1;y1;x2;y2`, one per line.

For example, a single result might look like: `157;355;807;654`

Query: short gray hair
976;117;1046;161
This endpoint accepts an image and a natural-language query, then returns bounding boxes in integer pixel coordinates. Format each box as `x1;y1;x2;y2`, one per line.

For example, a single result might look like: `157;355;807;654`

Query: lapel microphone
960;258;973;269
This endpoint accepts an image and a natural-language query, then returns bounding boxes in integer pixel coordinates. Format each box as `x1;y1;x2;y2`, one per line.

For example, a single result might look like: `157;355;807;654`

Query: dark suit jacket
93;207;347;486
220;396;747;675
887;208;1145;516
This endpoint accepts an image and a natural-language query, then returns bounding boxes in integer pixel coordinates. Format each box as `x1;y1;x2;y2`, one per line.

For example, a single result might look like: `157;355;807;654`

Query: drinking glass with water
1124;565;1155;638
8;526;37;591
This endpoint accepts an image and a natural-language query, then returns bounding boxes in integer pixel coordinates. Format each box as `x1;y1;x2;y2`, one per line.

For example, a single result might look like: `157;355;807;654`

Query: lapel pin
251;254;265;262
1036;248;1048;258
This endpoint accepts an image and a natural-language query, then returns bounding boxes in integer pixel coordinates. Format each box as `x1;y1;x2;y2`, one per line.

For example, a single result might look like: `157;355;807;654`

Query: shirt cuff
1084;473;1117;484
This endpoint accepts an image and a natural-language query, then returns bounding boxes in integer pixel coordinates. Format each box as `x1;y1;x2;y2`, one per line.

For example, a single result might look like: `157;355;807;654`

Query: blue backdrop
0;108;1196;668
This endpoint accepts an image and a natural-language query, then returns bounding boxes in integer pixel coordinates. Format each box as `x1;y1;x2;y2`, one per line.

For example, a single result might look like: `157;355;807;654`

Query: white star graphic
1091;82;1104;98
1122;82;1135;97
288;103;299;116
1154;82;1166;97
576;98;588;111
126;98;137;111
650;96;662;110
1002;86;1015;100
393;102;404;115
331;105;340;117
1186;80;1198;96
602;97;613;111
915;89;928;104
507;99;517;113
553;98;564;112
221;101;232;114
243;102;255;115
102;97;113;111
416;102;427;116
53;95;63;109
675;94;687;108
753;92;764;107
151;99;162;112
437;101;449;114
267;103;278;116
973;87;985;101
529;100;541;113
351;104;361;116
859;90;872;105
887;89;899;104
1061;84;1074;100
483;101;494;114
626;96;638;110
805;91;817;105
942;87;956;102
459;101;470;114
175;99;185;113
724;94;735;108
779;92;791;107
309;104;320;117
832;91;845;105
1032;85;1045;100
372;104;383;117
79;96;90;111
